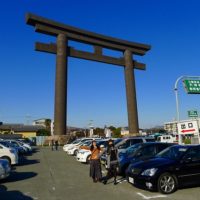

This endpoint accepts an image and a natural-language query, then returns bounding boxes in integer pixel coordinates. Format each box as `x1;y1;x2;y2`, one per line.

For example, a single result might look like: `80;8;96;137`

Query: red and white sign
177;120;199;135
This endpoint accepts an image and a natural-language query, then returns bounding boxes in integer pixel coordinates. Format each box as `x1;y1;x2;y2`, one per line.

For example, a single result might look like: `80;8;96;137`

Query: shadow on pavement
18;157;40;166
0;185;33;200
31;147;40;154
179;183;200;191
2;171;37;183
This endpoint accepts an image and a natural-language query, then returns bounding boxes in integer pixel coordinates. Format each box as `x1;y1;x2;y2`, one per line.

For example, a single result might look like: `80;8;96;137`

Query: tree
36;129;51;136
112;127;122;138
94;128;104;137
45;119;51;132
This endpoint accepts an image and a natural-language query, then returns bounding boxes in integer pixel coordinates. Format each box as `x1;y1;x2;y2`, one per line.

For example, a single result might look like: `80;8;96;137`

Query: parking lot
0;147;200;200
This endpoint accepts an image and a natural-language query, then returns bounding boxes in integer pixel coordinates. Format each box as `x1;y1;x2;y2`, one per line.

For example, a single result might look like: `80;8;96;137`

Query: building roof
0;124;45;132
33;118;51;122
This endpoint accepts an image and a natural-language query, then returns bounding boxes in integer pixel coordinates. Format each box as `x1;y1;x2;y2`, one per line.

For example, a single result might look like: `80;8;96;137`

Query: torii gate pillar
124;49;139;135
54;34;67;135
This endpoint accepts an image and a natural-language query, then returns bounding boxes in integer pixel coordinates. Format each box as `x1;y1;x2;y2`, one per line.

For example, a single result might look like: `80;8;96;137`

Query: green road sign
188;110;198;118
183;79;200;94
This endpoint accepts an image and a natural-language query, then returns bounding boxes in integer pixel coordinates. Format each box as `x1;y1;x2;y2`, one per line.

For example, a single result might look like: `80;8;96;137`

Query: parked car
0;140;25;155
5;140;29;154
17;138;34;146
126;145;200;194
17;140;32;152
64;138;102;153
63;138;94;152
101;137;155;167
157;135;177;143
0;144;18;165
117;142;174;175
67;140;93;156
0;159;11;180
117;137;155;153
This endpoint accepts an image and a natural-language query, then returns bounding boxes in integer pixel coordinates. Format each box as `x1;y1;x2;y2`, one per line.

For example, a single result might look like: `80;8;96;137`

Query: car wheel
157;173;177;194
1;156;11;166
74;150;78;156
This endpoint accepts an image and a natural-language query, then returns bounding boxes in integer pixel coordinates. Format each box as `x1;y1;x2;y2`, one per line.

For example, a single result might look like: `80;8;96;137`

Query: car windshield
126;143;143;157
81;140;91;146
156;146;189;160
0;142;10;148
72;139;81;144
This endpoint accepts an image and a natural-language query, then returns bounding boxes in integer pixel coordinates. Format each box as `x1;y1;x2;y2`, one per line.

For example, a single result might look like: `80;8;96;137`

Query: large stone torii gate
26;13;151;136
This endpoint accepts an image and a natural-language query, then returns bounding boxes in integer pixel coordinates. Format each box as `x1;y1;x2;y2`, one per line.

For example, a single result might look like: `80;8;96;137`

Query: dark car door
177;146;200;186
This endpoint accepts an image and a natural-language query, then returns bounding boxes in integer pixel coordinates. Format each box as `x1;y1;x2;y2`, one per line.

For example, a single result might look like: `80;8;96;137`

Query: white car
67;140;92;156
0;144;18;165
63;138;101;153
63;139;83;152
76;149;91;163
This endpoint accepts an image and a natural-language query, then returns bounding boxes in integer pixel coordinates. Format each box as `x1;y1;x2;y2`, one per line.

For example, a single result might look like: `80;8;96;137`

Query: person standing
89;140;102;183
55;140;59;151
103;139;118;185
51;140;54;151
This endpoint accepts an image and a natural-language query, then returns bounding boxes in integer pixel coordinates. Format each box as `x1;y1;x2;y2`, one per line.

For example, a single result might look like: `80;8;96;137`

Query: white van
157;135;177;143
0;144;18;165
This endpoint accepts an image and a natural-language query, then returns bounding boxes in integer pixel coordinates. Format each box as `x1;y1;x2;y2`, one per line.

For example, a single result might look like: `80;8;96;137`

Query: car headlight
141;168;158;176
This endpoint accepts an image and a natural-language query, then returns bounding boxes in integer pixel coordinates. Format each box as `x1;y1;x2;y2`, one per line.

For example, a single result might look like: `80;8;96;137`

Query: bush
183;138;191;144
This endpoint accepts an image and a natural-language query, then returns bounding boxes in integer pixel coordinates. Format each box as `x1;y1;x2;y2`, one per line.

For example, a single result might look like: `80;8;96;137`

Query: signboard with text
183;79;200;94
188;110;198;118
177;120;199;135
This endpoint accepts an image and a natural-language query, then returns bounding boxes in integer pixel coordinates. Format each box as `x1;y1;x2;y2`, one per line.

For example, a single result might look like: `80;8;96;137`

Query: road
0;147;200;200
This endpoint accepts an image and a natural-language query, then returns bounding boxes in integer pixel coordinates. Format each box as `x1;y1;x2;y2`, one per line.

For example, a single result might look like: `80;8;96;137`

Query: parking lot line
137;192;167;199
116;178;127;184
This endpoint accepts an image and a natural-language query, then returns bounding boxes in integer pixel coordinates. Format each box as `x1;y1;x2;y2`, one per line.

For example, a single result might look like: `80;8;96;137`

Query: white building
164;118;200;134
104;127;112;137
121;127;129;136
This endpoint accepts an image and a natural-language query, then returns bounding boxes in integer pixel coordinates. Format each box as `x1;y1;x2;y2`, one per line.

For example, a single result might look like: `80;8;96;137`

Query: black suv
126;145;200;194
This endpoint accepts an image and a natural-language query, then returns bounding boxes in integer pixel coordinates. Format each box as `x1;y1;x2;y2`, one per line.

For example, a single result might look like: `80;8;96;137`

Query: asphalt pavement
0;147;200;200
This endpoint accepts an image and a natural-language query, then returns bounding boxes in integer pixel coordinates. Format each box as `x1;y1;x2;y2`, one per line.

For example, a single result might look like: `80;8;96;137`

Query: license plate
128;177;134;184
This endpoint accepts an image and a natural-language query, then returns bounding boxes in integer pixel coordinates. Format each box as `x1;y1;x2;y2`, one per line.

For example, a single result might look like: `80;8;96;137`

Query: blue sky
0;0;200;128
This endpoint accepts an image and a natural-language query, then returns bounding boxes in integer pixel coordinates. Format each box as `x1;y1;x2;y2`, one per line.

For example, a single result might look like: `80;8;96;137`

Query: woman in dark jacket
89;140;102;183
103;139;118;185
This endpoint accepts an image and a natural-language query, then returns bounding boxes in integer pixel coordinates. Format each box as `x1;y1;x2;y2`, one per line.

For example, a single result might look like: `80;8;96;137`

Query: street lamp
174;75;200;144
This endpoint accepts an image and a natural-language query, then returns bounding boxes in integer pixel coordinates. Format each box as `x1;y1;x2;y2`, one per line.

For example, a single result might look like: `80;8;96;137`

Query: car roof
139;142;175;146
